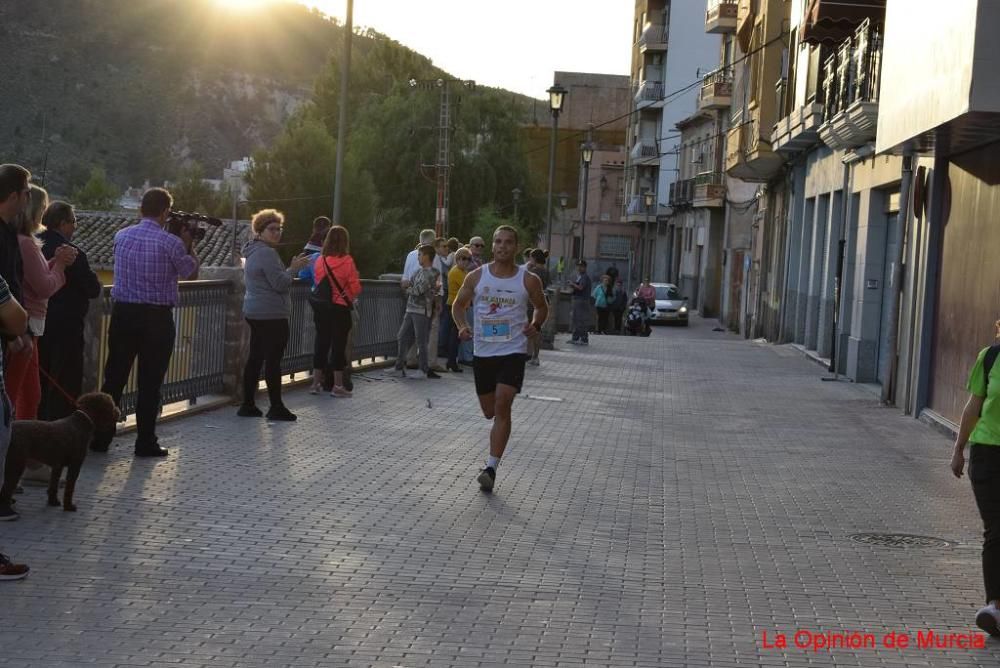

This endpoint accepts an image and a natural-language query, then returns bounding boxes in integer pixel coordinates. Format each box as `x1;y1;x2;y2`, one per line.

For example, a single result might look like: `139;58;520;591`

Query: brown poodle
0;392;119;514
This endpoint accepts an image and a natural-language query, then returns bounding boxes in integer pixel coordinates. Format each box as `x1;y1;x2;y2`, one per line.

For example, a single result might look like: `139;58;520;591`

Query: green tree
171;163;219;214
73;167;119;211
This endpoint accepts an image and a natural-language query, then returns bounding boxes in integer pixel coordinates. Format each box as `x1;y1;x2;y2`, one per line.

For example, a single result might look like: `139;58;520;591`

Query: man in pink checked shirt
91;188;199;458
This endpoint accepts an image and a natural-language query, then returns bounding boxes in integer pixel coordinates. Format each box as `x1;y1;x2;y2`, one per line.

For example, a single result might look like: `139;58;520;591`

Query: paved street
1;317;995;667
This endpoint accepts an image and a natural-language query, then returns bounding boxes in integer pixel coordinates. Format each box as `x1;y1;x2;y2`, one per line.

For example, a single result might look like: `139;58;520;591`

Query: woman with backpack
310;226;362;397
951;321;1000;636
591;274;612;335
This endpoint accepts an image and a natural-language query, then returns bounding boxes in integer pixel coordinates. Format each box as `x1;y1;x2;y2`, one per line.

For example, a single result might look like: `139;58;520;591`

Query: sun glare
214;0;273;10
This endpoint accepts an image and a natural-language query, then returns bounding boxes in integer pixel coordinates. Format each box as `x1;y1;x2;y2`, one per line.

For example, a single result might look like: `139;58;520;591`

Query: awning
801;0;885;45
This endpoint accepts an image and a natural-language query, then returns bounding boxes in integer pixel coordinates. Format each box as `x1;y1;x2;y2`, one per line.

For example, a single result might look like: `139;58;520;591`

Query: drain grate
850;533;952;549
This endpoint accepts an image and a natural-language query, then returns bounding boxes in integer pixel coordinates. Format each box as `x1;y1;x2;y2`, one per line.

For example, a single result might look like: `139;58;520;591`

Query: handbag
317;257;360;327
309;258;335;311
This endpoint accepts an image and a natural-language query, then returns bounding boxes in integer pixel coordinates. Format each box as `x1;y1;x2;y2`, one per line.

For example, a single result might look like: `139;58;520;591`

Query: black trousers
312;303;352;372
99;303;175;447
38;321;85;421
242;318;289;408
596;307;610;334
611;308;624;334
970;444;1000;602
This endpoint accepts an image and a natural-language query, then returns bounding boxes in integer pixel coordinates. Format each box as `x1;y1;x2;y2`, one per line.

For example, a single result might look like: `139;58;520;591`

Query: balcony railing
638;23;668;51
706;0;738;33
818;18;882;149
822;18;882;122
692;172;726;207
626;195;654;217
699;68;733;109
634;80;665;106
87;279;406;418
668;179;695;207
630;140;658;162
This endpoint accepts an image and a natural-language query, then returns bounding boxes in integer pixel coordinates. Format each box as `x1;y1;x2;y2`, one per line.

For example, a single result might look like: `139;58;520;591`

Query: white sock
487;456;500;470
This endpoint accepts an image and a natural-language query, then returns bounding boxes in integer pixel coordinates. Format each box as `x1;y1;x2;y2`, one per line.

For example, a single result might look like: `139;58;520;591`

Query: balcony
634;80;665;110
629;139;659;164
692;172;726;208
668;179;695;208
817;18;882;151
706;0;738;33
638;22;668;53
699;69;732;110
725;112;783;182
625;194;657;223
772;101;825;156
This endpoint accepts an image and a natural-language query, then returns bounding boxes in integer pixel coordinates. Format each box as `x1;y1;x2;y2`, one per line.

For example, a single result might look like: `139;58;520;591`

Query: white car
646;283;689;325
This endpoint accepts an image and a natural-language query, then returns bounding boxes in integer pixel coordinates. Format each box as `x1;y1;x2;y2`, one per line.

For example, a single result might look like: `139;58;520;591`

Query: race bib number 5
481;318;512;342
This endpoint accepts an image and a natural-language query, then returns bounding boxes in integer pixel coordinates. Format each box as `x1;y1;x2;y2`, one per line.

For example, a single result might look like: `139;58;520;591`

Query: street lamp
642;191;655;281
558;192;570;269
512;187;521;221
579;141;594;266
544;83;568;256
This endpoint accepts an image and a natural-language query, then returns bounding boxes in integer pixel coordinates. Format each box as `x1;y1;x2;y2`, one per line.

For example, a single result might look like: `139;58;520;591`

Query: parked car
642;283;689;325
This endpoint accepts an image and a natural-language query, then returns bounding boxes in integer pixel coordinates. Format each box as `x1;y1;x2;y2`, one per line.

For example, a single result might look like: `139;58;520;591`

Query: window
598;234;631;260
655;285;681;300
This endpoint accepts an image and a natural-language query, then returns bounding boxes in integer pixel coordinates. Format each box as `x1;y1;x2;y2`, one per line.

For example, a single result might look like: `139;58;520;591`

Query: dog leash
36;363;80;410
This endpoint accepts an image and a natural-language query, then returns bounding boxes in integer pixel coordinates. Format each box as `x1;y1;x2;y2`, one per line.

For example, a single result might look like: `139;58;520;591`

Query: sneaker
308;382;322;395
580;340;589;346
236;404;263;417
430;365;447;373
266;406;297;421
528;358;540;366
446;362;463;373
331;385;353;398
0;553;29;581
426;370;442;379
977;603;1000;636
0;504;19;522
477;466;496;492
389;368;407;378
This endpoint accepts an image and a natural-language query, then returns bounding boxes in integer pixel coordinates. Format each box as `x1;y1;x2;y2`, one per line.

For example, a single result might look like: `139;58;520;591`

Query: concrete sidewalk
0;317;993;667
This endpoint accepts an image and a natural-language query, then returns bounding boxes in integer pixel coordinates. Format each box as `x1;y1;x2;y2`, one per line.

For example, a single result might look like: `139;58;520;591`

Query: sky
302;0;634;99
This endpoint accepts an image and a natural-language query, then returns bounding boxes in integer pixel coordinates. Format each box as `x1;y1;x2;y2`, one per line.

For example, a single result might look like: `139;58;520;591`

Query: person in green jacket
951;321;1000;636
591;274;612;334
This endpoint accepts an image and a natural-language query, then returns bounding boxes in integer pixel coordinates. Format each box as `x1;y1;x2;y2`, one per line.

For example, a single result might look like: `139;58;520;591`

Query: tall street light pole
579;141;593;264
642;191;654;280
544;83;567;257
332;0;353;225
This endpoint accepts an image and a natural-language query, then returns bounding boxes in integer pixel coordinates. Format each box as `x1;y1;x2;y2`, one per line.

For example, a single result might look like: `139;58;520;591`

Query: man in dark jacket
37;202;102;421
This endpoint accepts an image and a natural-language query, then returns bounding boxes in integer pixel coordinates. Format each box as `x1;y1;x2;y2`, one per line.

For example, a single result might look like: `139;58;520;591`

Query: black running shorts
473;353;528;396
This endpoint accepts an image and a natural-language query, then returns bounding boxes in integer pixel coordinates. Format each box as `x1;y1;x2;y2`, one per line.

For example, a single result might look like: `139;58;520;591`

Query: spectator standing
391;244;440;379
468;236;486;268
568;260;592;345
38;201;102;421
0;165;35;581
435;237;455;360
310;226;361;397
445;247;472;372
0;166;26;311
525;248;550;366
637;278;656;309
402;229;437;369
591;274;612;335
5;186;76;422
93;188;199;457
610;278;628;334
238;209;309;421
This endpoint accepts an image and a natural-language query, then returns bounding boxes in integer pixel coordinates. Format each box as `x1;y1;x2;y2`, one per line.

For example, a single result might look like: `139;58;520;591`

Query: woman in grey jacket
239;209;309;420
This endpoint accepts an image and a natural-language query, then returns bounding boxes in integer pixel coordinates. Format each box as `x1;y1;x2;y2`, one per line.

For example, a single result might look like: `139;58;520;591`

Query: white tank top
473;264;529;357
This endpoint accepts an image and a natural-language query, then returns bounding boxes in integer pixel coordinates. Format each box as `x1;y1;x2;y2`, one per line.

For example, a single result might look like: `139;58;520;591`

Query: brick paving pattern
1;318;996;666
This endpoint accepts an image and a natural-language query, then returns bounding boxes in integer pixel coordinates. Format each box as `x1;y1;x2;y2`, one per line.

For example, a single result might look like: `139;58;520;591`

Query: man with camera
92;188;199;457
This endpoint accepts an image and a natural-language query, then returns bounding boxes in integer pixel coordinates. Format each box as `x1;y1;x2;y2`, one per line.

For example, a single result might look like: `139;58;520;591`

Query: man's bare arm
524;273;548;334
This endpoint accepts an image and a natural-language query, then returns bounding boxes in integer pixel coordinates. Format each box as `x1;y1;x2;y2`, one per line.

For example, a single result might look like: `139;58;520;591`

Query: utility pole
332;0;353;225
412;77;476;238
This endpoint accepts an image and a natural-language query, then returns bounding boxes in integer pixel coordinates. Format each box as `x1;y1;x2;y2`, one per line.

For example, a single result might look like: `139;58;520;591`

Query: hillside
0;0;440;195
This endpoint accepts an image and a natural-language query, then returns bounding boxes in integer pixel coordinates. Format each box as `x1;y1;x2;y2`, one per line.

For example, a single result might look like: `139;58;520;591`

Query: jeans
38;323;85;421
571;299;591;342
970;444;1000;602
99;303;175;447
0;393;11;485
242;318;289;408
396;312;430;372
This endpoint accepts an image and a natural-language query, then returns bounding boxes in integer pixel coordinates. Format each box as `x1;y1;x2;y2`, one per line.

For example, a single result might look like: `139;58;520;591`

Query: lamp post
642;191;654;281
512;187;521;221
544;83;568;256
558;193;569;269
332;0;354;224
579;141;594;266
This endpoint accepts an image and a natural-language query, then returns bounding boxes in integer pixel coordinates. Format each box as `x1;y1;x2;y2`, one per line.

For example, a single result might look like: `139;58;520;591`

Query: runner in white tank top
451;226;549;492
473;264;529;358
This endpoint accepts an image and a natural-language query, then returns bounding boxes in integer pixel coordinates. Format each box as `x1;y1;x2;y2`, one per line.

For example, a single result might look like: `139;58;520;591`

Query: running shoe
977;603;1000;636
477;466;496;492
